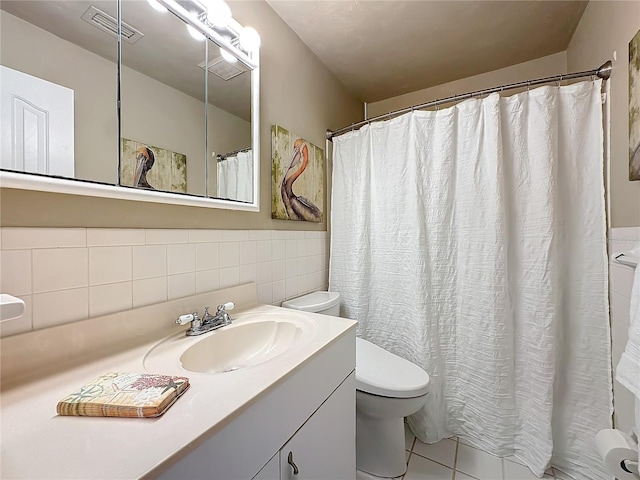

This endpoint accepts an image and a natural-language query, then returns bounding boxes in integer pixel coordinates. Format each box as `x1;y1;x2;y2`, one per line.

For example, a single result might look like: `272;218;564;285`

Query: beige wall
368;52;567;117
567;1;640;228
0;1;362;229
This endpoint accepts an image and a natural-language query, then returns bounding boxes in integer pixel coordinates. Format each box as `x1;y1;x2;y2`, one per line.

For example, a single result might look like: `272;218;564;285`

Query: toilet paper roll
595;429;639;479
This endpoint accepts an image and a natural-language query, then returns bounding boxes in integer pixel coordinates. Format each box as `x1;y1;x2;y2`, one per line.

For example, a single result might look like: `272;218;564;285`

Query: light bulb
239;26;261;52
186;24;205;41
146;0;168;13
205;0;232;28
220;47;238;64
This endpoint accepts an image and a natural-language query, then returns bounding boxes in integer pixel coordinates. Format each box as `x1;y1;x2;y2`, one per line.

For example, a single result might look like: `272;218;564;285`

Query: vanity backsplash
0;228;329;337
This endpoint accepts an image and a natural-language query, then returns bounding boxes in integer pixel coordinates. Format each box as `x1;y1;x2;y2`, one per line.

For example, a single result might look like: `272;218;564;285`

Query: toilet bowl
282;292;430;479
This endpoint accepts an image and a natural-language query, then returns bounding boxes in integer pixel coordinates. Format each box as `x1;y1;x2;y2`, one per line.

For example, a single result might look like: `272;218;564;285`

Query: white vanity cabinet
252;454;280;480
251;372;355;480
278;373;355;480
157;329;356;480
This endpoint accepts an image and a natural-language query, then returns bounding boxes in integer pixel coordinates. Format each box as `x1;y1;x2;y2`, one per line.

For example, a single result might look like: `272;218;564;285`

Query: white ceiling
266;0;588;103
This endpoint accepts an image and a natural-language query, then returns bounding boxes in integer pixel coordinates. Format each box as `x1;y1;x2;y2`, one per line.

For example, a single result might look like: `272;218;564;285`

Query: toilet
282;291;430;479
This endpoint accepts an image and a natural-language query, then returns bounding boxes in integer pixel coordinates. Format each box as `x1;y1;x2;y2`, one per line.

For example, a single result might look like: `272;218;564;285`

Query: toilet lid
356;337;430;398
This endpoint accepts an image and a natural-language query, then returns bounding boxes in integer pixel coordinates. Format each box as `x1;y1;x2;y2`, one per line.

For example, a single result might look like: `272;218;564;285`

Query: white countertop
0;301;356;479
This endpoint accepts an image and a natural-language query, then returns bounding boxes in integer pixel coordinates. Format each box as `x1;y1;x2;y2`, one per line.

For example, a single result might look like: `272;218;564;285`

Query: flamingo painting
271;126;324;222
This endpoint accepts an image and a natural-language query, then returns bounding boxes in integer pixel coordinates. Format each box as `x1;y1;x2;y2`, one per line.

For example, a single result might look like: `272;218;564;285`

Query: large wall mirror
0;0;260;210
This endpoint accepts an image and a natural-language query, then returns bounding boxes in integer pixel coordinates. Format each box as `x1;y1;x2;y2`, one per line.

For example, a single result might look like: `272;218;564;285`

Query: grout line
452;437;460;471
29;247;34;305
410;450;458;472
405;424;415;474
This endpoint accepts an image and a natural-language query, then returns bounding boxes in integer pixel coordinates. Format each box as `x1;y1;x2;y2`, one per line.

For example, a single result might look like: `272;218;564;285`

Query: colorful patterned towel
57;372;190;418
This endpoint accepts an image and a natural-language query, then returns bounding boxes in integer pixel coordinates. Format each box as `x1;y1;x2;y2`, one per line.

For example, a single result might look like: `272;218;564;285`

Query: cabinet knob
287;451;299;476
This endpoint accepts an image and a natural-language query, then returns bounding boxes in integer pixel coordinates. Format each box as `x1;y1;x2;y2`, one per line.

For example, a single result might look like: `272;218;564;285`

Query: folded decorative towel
57;372;190;418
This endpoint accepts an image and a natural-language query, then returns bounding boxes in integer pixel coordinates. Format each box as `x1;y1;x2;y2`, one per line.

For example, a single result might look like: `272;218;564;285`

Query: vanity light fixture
239;27;261;52
205;0;232;28
186;24;206;41
157;0;259;69
220;47;238;64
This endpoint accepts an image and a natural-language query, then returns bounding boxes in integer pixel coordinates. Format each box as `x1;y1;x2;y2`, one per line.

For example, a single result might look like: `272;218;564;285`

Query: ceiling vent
198;57;246;81
81;6;144;44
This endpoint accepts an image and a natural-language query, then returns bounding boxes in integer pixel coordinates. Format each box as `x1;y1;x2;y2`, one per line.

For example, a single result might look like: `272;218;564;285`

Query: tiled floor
402;425;557;480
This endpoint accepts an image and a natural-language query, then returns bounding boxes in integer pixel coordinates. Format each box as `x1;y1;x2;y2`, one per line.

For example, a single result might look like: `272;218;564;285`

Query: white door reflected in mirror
0;65;74;177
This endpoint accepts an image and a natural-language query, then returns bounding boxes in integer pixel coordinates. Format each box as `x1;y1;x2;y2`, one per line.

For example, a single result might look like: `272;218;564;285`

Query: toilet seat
356;337;430;399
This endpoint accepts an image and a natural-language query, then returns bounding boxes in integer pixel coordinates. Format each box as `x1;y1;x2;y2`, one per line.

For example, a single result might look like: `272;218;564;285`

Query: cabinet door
253;452;280;480
280;373;355;480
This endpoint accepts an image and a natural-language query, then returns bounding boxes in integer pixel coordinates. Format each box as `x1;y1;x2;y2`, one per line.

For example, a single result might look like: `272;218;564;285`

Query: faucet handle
216;302;235;313
176;312;200;326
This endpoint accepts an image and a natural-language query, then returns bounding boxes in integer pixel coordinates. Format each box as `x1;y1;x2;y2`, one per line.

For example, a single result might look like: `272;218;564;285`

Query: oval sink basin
143;311;317;375
180;321;303;374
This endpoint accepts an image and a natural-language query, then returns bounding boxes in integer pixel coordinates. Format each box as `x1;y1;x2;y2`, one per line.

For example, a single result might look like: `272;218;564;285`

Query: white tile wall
133;245;167;279
608;227;640;430
89;246;132;285
0;228;330;337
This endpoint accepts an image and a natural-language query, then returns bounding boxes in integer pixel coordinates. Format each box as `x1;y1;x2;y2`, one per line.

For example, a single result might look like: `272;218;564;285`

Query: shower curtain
217;150;253;202
330;80;612;479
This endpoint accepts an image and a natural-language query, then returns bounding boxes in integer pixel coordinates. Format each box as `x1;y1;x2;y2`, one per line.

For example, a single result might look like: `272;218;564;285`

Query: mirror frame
0;1;260;212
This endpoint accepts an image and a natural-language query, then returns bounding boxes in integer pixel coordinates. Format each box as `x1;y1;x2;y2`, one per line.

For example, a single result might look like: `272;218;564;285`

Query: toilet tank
281;291;341;316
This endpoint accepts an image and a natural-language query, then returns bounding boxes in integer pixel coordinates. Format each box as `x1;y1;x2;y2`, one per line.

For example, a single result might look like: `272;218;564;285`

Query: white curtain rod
326;60;612;141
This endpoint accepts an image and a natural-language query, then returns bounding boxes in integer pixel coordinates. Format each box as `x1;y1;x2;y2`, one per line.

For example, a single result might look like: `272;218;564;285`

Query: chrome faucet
176;302;235;336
